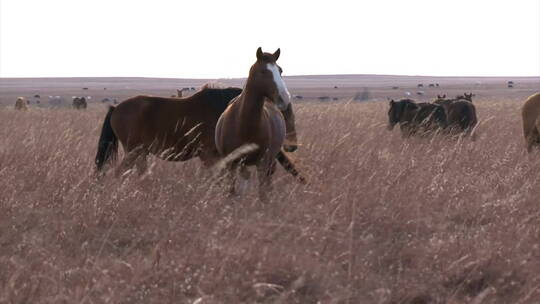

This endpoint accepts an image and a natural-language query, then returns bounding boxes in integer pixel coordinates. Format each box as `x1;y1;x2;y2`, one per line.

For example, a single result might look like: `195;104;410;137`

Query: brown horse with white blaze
215;47;290;199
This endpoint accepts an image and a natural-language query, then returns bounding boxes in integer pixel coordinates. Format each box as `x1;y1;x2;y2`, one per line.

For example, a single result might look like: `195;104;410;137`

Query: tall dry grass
1;99;540;303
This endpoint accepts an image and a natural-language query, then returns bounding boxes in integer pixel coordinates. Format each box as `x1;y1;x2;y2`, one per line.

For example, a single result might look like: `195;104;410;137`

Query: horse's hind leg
115;147;146;177
115;154;136;178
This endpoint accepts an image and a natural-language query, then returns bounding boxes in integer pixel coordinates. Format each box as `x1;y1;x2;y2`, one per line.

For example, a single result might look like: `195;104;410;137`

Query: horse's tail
460;104;477;131
276;150;307;184
95;106;118;171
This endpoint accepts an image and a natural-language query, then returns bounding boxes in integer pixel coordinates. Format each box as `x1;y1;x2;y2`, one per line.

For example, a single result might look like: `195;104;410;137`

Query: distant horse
72;97;87;109
433;95;477;136
95;84;302;181
215;47;291;199
177;87;193;97
521;92;540;152
14;97;28;111
387;99;447;137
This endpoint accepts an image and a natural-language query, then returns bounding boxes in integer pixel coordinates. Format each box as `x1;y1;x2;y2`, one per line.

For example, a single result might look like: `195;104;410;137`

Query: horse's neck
238;84;265;128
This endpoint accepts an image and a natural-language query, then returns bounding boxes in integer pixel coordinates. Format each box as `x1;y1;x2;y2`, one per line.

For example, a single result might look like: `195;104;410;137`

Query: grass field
1;87;540;302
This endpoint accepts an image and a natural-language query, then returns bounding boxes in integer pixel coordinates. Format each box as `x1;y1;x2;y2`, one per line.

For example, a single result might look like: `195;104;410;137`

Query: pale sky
1;0;539;78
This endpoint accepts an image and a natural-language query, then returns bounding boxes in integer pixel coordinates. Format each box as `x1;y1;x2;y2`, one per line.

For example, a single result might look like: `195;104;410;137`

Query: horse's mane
199;82;227;90
397;98;416;104
188;83;243;111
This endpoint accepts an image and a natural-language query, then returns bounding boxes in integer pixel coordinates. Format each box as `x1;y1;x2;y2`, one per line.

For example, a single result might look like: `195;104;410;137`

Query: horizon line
1;73;540;80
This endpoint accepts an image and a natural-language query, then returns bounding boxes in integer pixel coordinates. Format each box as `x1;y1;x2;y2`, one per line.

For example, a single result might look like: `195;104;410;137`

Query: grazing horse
14;97;28;111
521;92;540;152
387;99;447;137
94;84;302;181
215;47;291;199
72;97;87;109
434;95;477;135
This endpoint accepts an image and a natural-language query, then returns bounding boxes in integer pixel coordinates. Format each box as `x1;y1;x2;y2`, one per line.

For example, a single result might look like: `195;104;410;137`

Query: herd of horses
14;96;88;109
387;93;478;138
388;92;540;155
9;48;540;199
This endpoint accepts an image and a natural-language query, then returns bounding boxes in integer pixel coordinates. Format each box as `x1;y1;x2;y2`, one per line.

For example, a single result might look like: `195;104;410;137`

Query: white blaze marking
266;63;290;108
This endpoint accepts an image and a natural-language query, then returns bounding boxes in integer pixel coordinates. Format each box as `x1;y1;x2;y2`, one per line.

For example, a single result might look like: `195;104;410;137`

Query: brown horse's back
111;91;235;162
522;92;540;152
446;100;477;132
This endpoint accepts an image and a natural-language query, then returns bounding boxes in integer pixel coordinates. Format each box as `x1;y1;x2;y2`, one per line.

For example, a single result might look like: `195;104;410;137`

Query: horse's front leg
256;159;276;202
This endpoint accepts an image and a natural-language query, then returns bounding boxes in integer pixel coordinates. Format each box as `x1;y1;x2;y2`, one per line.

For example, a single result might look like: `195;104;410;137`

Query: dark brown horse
72;97;87;109
215;48;291;199
387;99;447;137
94;84;303;181
434;95;477;136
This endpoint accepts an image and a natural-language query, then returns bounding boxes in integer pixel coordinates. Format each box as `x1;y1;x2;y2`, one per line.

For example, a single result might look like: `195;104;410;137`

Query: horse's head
463;93;474;102
434;94;452;105
248;47;291;111
387;99;418;130
456;93;474;102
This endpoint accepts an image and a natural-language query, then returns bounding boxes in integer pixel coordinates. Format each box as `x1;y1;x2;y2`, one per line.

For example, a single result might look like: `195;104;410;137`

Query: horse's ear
256;47;263;60
443;94;446;98
273;48;281;61
389;99;395;105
